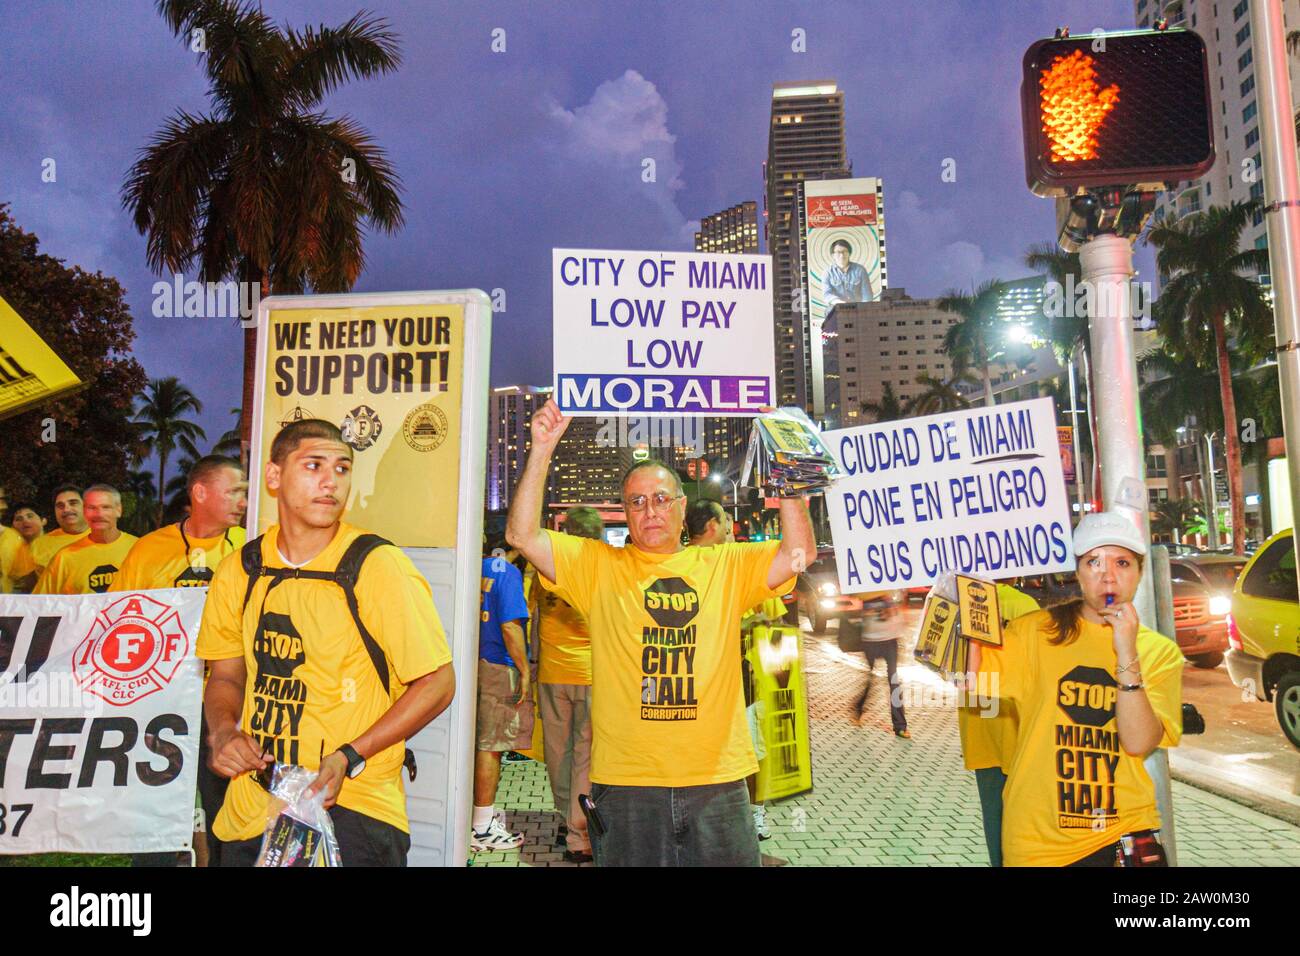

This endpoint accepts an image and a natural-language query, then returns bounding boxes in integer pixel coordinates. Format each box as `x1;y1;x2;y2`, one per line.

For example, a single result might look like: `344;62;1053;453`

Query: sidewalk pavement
474;628;1300;867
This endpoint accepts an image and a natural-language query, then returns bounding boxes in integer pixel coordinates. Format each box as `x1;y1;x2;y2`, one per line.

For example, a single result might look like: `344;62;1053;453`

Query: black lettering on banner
0;719;36;787
77;717;139;788
640;578;701;721
136;714;187;787
26;717;85;789
0;803;33;837
0;615;61;681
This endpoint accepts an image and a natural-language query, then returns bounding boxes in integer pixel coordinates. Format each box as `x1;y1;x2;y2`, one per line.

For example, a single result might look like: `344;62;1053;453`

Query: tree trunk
1163;443;1181;501
980;340;995;408
1211;312;1246;555
156;448;168;529
239;264;268;469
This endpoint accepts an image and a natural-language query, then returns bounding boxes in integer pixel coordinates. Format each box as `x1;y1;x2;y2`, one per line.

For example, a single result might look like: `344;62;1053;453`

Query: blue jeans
587;780;760;867
974;767;1007;867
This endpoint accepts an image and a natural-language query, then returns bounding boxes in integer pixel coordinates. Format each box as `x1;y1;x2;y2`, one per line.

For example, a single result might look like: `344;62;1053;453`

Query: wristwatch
337;743;366;778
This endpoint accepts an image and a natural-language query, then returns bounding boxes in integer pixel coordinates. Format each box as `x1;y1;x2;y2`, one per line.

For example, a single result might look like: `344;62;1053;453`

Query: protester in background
850;597;909;739
532;506;602;864
959;578;1041;867
0;485;22;594
111;454;248;868
508;399;811;867
35;485;136;594
199;419;455;867
472;533;533;851
970;513;1183;867
10;501;47;546
9;484;90;592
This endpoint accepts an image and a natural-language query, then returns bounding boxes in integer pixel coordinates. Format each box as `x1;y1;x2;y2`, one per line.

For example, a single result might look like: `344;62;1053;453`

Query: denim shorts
587;779;759;867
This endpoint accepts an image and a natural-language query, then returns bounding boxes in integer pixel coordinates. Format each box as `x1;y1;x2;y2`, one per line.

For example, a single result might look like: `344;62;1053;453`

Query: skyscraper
694;200;760;254
485;384;550;511
766;81;850;410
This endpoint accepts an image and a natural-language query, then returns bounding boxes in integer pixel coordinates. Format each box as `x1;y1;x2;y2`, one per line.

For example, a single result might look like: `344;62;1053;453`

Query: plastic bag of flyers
254;764;342;867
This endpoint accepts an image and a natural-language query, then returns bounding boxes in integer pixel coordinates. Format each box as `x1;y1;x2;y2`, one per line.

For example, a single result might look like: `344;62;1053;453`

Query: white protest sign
825;397;1075;591
552;248;776;416
0;590;204;854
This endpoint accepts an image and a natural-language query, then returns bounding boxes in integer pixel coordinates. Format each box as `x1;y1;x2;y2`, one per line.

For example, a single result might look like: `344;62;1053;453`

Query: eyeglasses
624;492;682;513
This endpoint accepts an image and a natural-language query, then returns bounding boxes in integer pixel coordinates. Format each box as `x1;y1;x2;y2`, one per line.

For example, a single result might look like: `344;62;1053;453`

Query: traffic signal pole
1251;0;1300;587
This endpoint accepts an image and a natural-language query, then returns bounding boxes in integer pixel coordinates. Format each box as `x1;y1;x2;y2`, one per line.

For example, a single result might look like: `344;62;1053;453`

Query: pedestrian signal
1020;29;1214;196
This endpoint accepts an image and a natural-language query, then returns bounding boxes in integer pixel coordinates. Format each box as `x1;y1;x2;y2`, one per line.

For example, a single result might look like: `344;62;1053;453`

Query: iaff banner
0;294;84;420
552;248;776;416
0;590;204;854
254;299;465;546
746;624;812;802
825;397;1075;591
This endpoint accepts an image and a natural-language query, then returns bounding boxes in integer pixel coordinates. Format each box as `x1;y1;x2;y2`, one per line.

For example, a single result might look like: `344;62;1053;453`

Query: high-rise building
694;201;760;254
485;385;550;511
766;81;850;410
1133;0;1300;275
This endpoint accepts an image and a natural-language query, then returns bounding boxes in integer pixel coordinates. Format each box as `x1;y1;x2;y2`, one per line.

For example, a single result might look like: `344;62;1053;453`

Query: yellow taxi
1226;529;1300;749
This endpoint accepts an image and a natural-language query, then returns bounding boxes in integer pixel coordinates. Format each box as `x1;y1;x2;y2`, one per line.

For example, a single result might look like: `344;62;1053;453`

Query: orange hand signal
1039;50;1120;163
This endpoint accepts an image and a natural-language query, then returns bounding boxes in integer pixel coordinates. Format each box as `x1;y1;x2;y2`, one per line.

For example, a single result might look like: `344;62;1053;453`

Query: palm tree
937;279;1008;407
907;366;976;416
1024;243;1088;362
212;407;243;461
135;377;206;526
859;382;907;423
1151;498;1203;544
1139;347;1224;503
1147;200;1273;555
121;469;161;536
122;1;405;451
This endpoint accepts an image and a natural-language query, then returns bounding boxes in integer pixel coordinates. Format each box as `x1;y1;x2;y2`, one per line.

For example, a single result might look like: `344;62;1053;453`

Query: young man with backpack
197;419;456;866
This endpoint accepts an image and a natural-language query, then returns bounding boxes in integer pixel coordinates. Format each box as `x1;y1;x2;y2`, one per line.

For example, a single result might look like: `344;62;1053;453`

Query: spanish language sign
552;248;776;416
254;297;465;547
0;589;204;854
824;397;1074;591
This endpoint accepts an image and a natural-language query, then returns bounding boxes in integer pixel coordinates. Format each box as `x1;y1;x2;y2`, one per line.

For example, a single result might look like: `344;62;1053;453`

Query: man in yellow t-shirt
958;580;1040;867
972;513;1183;867
198;419;455;866
35;485;136;594
0;484;22;594
9;484;91;592
4;497;47;593
507;399;812;867
532;505;603;863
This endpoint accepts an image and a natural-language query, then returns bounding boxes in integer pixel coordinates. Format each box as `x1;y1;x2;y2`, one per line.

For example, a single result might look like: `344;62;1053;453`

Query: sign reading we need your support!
552;249;776;417
825;397;1074;592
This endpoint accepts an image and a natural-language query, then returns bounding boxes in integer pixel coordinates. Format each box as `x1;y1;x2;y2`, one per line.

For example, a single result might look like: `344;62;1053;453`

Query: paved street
476;607;1300;867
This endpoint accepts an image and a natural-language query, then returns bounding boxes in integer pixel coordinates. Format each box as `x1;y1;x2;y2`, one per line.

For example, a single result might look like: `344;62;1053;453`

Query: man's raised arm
505;398;570;585
767;495;817;590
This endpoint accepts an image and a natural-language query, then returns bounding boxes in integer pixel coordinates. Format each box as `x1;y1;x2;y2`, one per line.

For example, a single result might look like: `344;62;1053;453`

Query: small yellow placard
957;574;1003;647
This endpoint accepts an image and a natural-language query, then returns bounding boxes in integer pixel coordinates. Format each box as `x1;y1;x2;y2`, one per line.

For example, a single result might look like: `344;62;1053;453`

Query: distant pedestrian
850;598;909;738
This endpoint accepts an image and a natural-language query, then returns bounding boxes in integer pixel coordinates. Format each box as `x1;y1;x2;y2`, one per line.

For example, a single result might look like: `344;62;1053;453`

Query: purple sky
1;0;1154;448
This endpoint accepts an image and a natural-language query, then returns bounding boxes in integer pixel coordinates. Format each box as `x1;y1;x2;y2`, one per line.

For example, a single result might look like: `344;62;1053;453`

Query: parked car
1227;529;1300;750
1163;542;1203;557
1012;572;1081;608
795;549;902;634
1168;555;1246;668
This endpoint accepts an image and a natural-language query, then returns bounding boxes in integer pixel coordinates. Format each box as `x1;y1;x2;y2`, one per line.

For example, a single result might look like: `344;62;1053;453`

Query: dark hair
270;419;350;465
565;506;605;540
52;483;82;505
620;458;683;497
831;238;853;255
187;455;243;497
1047;554;1146;645
685;499;725;540
9;501;40;519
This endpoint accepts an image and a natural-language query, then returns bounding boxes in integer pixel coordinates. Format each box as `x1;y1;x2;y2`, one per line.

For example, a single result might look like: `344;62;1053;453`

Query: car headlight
819;582;837;597
819;598;837;610
1208;595;1231;617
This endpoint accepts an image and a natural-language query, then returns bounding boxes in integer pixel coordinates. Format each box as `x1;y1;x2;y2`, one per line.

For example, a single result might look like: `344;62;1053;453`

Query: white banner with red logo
0;589;204;854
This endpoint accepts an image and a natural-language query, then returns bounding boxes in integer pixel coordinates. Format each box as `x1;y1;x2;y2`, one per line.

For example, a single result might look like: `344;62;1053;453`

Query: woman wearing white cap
968;512;1183;867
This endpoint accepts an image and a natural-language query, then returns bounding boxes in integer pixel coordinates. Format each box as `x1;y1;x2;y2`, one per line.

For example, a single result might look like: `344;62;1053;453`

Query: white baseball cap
1072;511;1148;558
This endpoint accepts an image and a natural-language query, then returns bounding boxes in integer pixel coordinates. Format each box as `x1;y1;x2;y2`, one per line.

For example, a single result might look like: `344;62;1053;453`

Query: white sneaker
753;805;772;841
470;816;524;851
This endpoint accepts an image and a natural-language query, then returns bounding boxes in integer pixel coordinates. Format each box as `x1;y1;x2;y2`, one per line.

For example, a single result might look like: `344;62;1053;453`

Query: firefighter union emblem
341;404;383;451
72;594;190;706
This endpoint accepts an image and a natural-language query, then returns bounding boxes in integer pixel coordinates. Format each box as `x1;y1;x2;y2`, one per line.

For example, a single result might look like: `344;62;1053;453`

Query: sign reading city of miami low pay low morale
824;397;1074;592
552;249;776;417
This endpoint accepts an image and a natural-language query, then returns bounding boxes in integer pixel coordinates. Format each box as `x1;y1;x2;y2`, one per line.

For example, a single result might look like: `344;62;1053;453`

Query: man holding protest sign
508;399;812;866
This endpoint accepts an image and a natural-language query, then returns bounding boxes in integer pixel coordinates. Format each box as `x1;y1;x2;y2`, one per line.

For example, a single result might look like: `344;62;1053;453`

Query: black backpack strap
240;536;266;613
333;533;394;696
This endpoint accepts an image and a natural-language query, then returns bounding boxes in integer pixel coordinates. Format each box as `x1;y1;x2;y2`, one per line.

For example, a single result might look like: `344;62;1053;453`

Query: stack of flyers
740;407;844;498
914;594;967;680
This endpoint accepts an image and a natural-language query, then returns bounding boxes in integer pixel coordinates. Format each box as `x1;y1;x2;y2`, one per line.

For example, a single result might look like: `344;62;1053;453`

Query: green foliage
859;381;907;423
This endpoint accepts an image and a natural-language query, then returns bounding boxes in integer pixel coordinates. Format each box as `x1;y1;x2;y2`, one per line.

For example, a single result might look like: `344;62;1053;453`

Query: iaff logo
643;578;700;628
87;564;120;593
341;404;383;451
1058;665;1119;727
72;594;190;705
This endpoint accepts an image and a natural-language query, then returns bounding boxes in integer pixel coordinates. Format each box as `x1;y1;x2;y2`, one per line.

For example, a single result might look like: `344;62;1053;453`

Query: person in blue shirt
472;535;533;851
823;238;872;306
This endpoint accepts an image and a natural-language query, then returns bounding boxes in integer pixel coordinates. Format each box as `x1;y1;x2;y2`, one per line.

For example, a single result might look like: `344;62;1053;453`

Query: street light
711;473;739;524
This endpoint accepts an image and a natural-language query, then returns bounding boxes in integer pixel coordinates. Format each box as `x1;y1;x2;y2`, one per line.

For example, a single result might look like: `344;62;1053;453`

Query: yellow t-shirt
530;572;591;685
959;584;1042;771
196;522;452;842
111;522;247;590
539;530;796;787
34;533;138;594
0;527;23;593
978;610;1183;867
742;596;788;630
10;527;90;583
